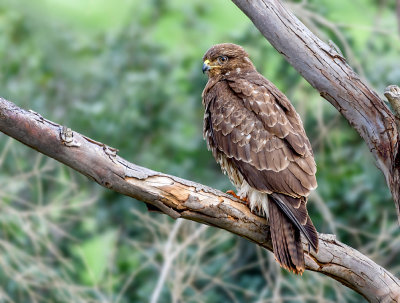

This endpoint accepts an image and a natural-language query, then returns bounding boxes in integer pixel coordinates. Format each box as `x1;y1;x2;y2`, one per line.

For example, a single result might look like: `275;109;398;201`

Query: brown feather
202;43;319;274
269;199;305;274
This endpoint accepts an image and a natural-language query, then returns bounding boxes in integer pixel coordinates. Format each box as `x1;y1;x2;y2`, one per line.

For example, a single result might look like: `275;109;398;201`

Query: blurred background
0;0;399;302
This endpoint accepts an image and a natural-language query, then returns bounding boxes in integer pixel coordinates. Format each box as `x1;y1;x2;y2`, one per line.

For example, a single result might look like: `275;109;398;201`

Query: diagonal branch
1;98;400;302
231;0;400;220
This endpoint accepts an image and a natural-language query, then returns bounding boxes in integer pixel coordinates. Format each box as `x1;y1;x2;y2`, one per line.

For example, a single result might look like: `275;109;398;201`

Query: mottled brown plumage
201;43;318;274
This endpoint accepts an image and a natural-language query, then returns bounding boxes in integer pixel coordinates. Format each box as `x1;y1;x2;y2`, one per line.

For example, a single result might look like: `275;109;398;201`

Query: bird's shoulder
221;71;310;155
224;70;294;113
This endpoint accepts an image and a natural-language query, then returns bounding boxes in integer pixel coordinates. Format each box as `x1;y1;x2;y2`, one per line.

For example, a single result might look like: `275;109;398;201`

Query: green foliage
0;0;399;302
73;229;118;286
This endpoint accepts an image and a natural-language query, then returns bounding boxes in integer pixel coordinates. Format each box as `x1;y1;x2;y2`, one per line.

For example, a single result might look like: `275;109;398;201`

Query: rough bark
231;0;400;221
1;98;400;302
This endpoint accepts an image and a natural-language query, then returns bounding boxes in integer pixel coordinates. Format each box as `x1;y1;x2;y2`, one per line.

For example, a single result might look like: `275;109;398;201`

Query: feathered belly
204;116;269;218
215;151;269;218
215;152;243;189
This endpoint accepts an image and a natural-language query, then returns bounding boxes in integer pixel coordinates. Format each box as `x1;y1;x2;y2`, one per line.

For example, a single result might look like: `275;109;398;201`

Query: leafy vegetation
0;0;399;302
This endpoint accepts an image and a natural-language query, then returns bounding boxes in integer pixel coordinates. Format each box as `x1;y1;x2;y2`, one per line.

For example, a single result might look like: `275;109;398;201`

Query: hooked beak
202;60;211;73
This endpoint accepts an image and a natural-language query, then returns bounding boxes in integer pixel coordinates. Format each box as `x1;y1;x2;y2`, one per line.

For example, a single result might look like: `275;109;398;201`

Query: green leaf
74;229;118;285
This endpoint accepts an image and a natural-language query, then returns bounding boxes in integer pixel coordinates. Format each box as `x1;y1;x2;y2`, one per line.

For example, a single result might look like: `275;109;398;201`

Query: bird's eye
217;56;228;64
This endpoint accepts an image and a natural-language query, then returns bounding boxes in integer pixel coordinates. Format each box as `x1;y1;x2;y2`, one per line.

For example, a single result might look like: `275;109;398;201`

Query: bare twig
150;220;183;303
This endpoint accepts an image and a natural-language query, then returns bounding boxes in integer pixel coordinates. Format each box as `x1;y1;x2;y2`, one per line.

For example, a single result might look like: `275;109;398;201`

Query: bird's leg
226;190;249;205
226;190;240;199
226;190;264;217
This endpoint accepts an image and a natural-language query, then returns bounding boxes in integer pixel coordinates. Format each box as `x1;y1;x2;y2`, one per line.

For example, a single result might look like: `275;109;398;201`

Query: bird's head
202;43;255;78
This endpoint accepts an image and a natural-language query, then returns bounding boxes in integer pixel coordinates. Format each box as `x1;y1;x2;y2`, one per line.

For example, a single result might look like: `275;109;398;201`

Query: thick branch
1;98;399;302
231;0;400;219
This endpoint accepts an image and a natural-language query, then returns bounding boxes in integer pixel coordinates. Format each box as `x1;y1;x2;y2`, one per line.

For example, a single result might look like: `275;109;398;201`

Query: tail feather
271;193;319;252
304;216;319;251
269;200;305;274
271;204;291;269
283;218;304;269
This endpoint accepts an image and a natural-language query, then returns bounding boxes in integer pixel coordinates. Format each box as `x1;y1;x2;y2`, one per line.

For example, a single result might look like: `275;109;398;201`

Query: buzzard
201;43;318;274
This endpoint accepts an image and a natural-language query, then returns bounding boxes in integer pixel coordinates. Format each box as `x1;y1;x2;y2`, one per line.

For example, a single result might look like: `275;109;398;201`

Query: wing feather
207;79;316;197
203;74;318;258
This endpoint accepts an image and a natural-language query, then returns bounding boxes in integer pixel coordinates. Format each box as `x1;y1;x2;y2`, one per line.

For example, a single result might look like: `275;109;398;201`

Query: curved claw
226;190;249;205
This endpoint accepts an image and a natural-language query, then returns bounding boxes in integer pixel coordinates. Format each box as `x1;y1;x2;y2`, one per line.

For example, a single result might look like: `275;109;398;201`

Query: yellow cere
203;59;221;69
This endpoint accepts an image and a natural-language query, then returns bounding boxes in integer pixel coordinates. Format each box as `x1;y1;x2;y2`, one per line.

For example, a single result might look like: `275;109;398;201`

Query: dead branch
231;0;400;222
0;98;399;302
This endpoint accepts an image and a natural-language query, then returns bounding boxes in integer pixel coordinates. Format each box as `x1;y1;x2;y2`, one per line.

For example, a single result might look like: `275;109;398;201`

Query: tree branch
1;98;400;302
231;0;400;220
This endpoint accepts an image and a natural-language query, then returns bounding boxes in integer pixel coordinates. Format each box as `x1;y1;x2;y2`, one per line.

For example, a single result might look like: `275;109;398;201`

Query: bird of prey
201;43;318;274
